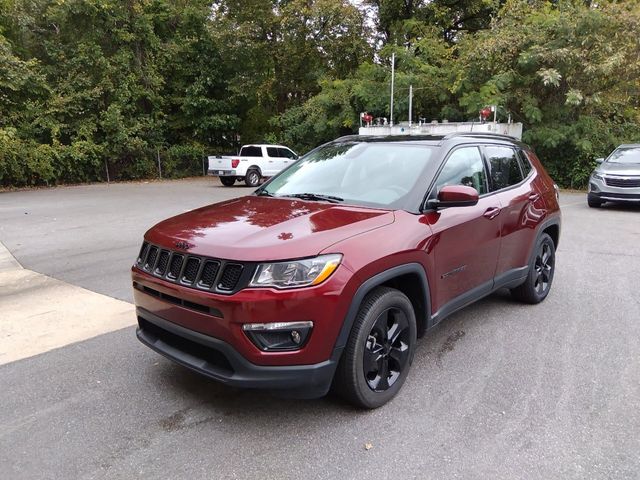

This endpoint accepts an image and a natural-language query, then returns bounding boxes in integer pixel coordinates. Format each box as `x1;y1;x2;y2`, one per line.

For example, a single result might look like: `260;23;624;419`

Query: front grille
135;242;252;294
155;250;170;276
138;242;149;264
144;246;159;271
181;257;200;284
198;261;220;288
604;176;640;188
168;254;184;279
218;263;243;291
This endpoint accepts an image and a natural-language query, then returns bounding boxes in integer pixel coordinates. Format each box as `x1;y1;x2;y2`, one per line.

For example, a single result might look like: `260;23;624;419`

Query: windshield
259;142;434;208
607;147;640;164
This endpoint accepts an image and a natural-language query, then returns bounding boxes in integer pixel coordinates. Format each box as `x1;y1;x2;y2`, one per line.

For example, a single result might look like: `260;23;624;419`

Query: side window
241;146;262;157
434;147;488;195
266;147;279;158
278;148;296;159
485;146;523;191
517;149;533;177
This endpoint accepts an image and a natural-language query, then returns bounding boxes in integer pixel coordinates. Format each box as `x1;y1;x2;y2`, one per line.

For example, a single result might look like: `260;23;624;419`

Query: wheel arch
542;222;560;249
247;165;262;176
519;217;560;277
333;264;431;357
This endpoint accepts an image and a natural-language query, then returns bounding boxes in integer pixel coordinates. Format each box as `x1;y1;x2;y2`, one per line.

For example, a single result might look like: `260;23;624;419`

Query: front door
421;146;502;315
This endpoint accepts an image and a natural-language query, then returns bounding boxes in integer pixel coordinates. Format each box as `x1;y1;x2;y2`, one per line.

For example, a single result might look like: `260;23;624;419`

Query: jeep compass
132;133;561;408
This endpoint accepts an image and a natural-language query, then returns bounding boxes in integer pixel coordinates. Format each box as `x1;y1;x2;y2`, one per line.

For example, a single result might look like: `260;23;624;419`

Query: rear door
239;145;266;175
422;145;502;314
484;145;545;278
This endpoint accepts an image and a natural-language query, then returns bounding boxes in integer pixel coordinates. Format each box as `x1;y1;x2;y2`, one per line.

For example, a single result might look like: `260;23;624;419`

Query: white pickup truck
207;144;299;187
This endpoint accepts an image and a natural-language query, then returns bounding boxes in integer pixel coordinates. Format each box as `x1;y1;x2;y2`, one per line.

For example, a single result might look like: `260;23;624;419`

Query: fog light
242;321;313;351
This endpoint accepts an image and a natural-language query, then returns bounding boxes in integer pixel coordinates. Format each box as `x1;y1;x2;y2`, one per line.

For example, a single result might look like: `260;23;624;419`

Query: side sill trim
430;265;529;326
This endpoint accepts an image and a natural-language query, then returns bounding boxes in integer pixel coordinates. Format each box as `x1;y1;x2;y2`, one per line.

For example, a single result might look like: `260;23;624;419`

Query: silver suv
588;144;640;208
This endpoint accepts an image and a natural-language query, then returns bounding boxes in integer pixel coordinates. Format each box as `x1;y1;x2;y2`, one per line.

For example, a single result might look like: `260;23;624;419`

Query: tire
245;169;261;187
334;286;417;409
587;195;602;208
220;177;236;187
511;232;556;304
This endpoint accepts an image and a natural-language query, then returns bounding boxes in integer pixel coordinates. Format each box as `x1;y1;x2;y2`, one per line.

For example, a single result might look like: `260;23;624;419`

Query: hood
597;162;640;176
145;196;395;261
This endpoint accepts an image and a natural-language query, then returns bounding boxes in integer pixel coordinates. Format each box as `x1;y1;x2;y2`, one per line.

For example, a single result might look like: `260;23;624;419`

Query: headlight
249;254;342;289
592;172;604;181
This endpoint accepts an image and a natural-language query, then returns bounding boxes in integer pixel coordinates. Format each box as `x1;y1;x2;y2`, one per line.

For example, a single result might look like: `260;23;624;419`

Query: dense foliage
0;0;638;187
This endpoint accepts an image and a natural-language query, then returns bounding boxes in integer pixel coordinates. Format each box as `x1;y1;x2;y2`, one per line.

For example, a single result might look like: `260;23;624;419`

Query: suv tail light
231;159;240;168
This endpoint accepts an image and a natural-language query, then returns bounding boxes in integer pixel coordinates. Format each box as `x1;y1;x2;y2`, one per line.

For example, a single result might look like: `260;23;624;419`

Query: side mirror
428;185;479;209
595;157;604;164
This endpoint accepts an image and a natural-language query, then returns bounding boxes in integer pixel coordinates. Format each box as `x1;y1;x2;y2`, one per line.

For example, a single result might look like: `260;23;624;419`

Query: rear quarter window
517;149;533;177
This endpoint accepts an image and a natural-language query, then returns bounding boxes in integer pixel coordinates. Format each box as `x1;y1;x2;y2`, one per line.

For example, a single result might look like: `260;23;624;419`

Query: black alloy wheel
364;307;411;392
511;232;556;304
533;241;553;296
333;286;417;409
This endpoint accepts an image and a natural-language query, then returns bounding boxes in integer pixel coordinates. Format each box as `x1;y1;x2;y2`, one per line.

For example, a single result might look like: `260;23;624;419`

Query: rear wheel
220;177;235;187
587;195;602;208
334;287;416;409
511;232;556;304
245;169;261;187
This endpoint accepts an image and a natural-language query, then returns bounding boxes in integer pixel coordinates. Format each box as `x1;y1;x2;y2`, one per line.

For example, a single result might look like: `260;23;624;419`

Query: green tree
455;0;640;186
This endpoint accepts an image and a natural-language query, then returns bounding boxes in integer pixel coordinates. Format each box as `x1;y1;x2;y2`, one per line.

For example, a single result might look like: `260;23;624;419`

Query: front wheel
334;287;416;409
587;194;602;208
245;169;261;187
220;177;236;187
511;232;556;304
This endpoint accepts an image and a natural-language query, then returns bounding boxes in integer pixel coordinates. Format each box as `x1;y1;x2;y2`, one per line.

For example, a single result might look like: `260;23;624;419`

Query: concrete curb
0;241;136;365
0;241;22;273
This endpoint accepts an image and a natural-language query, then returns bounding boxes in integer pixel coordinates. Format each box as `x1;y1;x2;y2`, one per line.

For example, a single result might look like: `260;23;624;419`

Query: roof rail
442;132;518;141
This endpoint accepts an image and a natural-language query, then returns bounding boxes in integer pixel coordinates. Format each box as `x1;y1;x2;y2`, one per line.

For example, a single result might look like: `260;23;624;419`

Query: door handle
483;207;501;220
528;193;540;201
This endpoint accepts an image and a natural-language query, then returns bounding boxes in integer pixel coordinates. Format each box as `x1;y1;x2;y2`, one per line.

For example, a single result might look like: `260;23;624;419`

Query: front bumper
131;264;353;366
589;175;640;203
137;307;339;398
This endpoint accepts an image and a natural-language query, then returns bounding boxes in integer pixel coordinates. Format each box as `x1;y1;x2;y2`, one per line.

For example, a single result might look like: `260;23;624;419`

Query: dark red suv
133;133;561;408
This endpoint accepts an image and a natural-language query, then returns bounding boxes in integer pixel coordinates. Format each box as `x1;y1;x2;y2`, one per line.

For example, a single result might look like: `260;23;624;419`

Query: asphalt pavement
0;180;639;479
0;179;254;302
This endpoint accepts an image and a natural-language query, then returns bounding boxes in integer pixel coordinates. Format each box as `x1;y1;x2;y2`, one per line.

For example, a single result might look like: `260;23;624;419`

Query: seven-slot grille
135;242;249;294
604;176;640;188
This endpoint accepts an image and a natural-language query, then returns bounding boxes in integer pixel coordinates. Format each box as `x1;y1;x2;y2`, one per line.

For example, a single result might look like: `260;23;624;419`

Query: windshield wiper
284;193;344;203
255;189;274;197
